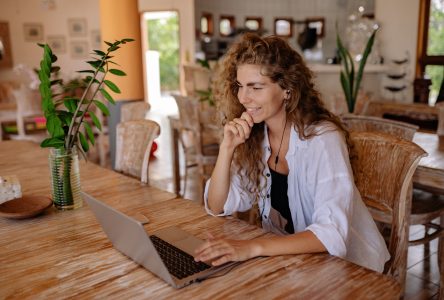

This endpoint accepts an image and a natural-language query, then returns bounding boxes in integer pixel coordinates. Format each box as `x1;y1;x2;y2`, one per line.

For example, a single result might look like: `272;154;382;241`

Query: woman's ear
285;90;291;99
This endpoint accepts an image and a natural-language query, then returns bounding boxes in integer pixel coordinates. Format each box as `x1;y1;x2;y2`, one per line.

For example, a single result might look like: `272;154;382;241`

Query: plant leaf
340;71;353;113
88;110;102;131
83;122;95;145
64;98;79;113
77;70;95;74
93;100;110;116
40;137;64;148
93;50;106;56
46;114;65;138
78;131;89;152
109;69;126;76
353;29;377;101
99;88;115;105
104;80;121;93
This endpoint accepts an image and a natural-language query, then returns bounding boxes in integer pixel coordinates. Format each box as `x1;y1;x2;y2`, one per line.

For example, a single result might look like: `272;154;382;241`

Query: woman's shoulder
292;121;344;143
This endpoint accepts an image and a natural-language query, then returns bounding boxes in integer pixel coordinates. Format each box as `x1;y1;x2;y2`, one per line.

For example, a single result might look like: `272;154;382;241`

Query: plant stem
65;52;109;149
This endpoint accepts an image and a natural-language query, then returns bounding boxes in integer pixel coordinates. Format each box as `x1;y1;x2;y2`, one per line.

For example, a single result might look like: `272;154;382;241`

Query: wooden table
413;132;444;194
0;141;401;299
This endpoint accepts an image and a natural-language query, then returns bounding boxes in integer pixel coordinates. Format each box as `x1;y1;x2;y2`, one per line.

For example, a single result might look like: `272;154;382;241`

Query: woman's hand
220;112;254;151
194;234;260;266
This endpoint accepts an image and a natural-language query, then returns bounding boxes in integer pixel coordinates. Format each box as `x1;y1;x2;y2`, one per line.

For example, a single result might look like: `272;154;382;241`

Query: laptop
83;192;236;288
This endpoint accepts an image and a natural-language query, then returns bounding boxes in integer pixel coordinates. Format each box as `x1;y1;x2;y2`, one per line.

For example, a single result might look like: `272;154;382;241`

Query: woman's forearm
207;144;236;214
253;230;327;257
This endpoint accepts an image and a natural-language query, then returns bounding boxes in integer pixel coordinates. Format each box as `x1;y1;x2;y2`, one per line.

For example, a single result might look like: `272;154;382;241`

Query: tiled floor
144;94;441;299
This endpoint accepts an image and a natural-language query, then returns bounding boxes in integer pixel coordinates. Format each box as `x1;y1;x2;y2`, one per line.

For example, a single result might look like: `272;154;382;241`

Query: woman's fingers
240;112;254;127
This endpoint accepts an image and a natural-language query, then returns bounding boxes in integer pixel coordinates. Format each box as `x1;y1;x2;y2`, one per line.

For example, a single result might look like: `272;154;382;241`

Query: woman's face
236;64;287;124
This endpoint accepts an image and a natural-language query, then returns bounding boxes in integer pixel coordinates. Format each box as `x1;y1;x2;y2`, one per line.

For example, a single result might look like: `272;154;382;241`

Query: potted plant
336;28;377;113
38;38;134;210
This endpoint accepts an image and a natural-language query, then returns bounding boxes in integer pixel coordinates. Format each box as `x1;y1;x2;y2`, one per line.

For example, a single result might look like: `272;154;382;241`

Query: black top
270;168;294;234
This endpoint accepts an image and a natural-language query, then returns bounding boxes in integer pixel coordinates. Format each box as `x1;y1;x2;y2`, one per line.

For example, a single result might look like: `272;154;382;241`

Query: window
416;0;444;104
219;15;235;37
201;12;213;36
245;17;263;32
274;18;293;37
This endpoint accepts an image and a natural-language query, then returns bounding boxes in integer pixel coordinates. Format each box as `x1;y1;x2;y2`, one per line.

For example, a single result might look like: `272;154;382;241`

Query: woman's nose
238;88;250;104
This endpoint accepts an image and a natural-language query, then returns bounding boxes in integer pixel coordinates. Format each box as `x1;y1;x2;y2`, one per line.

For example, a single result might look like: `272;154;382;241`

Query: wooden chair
94;100;151;168
172;94;219;202
341;114;419;141
115;119;160;185
120;101;150;123
350;131;427;296
183;64;211;97
346;117;444;297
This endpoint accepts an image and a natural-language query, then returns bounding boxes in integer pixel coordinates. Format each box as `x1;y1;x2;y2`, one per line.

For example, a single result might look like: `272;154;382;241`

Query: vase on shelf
48;147;82;210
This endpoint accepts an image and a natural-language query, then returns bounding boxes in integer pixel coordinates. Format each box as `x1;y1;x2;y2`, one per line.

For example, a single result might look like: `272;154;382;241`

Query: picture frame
245;17;263;32
70;41;88;59
306;17;325;38
274;18;293;37
90;29;101;48
46;35;66;54
0;22;13;68
23;23;44;42
219;15;235;37
200;12;214;36
68;18;87;37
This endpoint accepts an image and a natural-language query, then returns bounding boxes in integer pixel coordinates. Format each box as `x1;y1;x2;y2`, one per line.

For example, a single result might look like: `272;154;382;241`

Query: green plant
336;28;377;113
38;38;134;157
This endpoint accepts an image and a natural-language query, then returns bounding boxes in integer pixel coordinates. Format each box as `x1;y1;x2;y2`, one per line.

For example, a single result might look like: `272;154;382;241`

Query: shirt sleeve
305;130;354;258
203;168;255;216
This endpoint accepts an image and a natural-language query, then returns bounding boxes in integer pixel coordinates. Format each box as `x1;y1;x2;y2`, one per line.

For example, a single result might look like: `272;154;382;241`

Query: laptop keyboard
150;235;211;279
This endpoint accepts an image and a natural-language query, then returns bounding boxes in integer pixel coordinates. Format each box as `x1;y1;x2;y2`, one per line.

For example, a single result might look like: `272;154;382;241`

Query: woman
194;33;390;272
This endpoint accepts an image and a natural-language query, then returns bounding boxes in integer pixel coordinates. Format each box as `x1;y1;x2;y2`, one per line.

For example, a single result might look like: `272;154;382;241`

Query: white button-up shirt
204;123;390;272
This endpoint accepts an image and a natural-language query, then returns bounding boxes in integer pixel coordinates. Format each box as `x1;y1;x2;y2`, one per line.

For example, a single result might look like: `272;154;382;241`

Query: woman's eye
253;87;262;90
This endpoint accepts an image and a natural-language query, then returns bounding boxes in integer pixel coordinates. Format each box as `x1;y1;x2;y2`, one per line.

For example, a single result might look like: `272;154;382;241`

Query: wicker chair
115;119;160;185
172;94;219;202
341;114;419;141
350;131;427;297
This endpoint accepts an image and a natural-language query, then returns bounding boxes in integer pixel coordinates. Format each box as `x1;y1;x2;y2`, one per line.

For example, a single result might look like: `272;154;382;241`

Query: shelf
308;64;388;73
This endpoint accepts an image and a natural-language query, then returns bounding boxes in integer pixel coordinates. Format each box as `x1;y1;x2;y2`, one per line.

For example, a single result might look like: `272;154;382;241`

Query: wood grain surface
0;141;401;299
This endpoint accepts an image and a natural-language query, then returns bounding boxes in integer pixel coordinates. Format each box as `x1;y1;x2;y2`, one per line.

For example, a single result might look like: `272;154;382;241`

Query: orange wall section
99;0;144;102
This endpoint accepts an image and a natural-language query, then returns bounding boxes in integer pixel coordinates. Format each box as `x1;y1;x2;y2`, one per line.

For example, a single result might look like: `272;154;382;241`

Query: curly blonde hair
214;33;349;193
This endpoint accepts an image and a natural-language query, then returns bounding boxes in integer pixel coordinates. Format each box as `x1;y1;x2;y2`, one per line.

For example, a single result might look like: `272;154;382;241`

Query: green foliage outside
147;15;179;91
426;0;444;102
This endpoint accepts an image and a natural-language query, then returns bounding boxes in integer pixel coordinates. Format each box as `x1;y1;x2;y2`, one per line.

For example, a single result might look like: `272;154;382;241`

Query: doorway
142;11;180;114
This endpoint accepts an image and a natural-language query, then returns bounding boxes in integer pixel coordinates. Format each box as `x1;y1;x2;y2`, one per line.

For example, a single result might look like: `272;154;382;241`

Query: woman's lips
245;107;261;116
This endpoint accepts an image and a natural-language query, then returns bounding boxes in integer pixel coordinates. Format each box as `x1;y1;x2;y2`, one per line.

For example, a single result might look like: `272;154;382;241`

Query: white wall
375;0;419;102
138;0;195;94
0;0;100;81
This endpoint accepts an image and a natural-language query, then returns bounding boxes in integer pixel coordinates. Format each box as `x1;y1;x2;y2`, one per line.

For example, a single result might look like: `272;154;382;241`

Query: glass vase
49;147;82;210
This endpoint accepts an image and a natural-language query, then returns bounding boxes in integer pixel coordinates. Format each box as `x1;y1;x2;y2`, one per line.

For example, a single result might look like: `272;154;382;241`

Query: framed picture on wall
70;41;88;59
68;18;87;37
90;29;101;48
274;18;293;37
245;17;263;32
23;23;44;42
0;22;13;68
47;35;66;54
201;12;214;36
219;15;235;37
